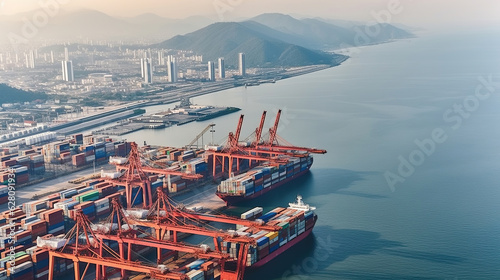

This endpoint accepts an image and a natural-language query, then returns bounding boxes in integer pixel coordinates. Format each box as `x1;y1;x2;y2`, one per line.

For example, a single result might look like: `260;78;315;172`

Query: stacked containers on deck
233;205;316;266
267;231;279;253
217;173;254;197
300;156;309;171
240;207;263;220
246;245;258;266
305;210;314;231
185;269;204;280
228;242;240;259
256;234;269;260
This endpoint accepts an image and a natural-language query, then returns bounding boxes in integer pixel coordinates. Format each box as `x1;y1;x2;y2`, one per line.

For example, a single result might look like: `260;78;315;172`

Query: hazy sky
1;0;499;28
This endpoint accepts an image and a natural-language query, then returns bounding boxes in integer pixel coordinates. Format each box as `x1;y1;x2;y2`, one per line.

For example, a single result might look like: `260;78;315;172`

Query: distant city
0;12;412;144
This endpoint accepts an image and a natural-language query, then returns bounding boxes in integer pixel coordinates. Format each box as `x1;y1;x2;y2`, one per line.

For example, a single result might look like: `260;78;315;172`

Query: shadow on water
245;225;404;280
379;248;466;265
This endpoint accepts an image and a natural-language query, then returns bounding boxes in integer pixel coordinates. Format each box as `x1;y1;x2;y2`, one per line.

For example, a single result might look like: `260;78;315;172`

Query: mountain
0;10;214;44
250;13;413;50
154;22;345;68
0;84;47;105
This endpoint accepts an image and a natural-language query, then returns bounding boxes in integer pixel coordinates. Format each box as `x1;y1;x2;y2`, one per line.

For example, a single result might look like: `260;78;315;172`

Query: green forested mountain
0;84;47;105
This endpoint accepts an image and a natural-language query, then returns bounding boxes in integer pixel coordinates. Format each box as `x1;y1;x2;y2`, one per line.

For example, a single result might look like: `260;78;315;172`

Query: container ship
216;155;313;205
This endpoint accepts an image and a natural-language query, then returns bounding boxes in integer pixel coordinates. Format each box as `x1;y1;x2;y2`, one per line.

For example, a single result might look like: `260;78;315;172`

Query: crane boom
185;123;215;149
252;111;267;147
234;114;244;146
268;110;281;145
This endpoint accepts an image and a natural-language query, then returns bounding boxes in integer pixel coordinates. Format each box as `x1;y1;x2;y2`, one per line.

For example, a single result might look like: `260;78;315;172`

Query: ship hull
250;215;317;268
217;162;312;205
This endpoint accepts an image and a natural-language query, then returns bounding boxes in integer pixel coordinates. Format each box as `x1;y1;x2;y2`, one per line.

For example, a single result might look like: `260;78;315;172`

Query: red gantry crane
106;142;202;208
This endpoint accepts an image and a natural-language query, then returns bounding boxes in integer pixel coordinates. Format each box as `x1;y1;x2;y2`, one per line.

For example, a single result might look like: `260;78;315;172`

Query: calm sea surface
107;28;500;279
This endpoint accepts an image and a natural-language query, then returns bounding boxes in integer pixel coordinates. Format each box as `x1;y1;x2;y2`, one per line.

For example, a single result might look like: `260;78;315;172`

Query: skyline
0;0;499;29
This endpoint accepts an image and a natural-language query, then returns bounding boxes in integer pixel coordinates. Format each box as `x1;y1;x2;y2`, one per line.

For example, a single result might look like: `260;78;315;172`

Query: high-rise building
218;57;225;79
50;51;54;64
62;60;74;82
64;47;69;61
238;52;246;76
140;58;145;78
167;56;177;83
29;50;35;68
208;61;215;81
143;58;153;84
25;51;35;68
158;51;164;65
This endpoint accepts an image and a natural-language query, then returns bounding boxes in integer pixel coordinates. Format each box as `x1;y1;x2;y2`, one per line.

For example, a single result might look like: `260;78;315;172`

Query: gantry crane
44;210;190;280
106;142;202;208
208;114;287;178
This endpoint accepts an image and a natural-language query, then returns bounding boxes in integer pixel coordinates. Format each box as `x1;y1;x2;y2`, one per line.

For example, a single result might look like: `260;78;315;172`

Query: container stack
12;165;29;185
217;155;313;198
30;154;45;175
72;153;86;167
240;207;263;220
30;247;50;279
95;197;110;216
41;209;64;235
229;205;316;266
0;187;8;205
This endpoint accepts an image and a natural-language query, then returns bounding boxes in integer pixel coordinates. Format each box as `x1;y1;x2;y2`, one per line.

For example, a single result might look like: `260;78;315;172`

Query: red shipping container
1;245;25;258
32;248;49;262
2;159;17;167
94;182;111;189
14;230;31;241
41;209;64;225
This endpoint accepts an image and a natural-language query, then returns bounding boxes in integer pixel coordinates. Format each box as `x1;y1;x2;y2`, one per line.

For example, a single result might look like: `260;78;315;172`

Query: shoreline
55;63;345;136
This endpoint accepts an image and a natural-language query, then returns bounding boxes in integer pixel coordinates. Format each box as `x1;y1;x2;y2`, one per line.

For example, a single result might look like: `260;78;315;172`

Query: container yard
0;110;325;280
